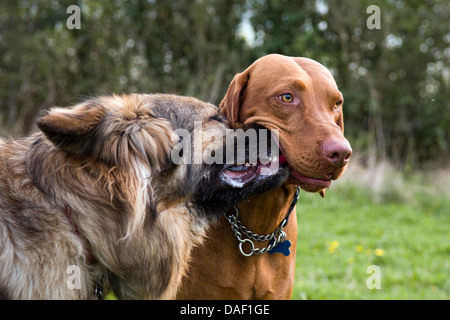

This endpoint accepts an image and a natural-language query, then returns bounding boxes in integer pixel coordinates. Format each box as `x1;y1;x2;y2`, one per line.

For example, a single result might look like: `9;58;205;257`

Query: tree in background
250;0;449;169
0;0;250;134
0;0;448;169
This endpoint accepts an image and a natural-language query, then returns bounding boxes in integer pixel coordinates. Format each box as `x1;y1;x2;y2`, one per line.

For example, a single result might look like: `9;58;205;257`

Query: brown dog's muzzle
280;118;352;193
284;135;352;193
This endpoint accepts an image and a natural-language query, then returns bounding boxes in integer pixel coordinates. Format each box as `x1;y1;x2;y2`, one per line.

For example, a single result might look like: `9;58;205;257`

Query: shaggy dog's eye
279;94;293;103
210;114;224;122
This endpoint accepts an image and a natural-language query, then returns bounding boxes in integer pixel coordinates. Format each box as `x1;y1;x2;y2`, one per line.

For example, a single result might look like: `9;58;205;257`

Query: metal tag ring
239;239;255;257
278;230;287;243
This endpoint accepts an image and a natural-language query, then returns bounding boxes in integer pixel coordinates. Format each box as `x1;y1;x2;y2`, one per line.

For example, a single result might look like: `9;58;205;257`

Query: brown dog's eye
279;94;293;103
335;99;343;109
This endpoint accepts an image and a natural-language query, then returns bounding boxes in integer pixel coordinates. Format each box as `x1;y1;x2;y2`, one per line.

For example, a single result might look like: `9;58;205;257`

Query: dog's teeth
244;163;250;167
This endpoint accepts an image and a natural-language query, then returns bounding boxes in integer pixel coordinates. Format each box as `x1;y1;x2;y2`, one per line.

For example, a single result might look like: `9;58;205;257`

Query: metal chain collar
224;206;288;257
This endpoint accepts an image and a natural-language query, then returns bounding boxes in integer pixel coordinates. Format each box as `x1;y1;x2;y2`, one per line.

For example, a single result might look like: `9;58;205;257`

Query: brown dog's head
219;54;352;194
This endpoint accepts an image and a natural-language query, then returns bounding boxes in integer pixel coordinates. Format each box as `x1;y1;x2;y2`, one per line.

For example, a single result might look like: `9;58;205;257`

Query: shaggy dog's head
37;94;288;237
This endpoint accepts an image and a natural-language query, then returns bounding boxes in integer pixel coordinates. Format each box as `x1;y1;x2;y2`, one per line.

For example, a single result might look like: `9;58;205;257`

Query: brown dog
0;94;288;299
177;54;352;299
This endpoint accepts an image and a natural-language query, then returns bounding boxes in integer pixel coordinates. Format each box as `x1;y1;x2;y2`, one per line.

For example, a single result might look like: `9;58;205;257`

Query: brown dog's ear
37;101;106;157
219;70;250;123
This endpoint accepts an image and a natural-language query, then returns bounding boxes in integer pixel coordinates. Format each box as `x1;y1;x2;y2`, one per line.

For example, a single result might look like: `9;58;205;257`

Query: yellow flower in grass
375;248;386;257
355;245;364;253
327;240;340;254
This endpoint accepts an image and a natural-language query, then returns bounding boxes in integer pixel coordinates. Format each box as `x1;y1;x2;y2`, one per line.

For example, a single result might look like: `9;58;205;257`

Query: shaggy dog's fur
0;94;287;299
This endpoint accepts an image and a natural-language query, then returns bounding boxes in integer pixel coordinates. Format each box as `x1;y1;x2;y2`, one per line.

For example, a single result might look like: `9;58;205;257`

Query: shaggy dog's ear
37;96;175;172
37;101;106;158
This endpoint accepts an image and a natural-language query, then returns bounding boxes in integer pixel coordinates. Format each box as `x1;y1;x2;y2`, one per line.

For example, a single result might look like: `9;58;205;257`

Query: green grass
292;181;450;299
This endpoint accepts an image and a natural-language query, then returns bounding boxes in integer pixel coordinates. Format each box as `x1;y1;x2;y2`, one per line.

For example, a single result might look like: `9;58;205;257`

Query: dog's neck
63;205;98;265
233;184;299;235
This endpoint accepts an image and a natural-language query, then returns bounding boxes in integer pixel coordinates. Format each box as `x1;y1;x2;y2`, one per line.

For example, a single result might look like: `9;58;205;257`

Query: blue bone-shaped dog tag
268;239;291;256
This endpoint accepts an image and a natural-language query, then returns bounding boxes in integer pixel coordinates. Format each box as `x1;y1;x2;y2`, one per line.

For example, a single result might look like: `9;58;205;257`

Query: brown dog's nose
322;139;352;168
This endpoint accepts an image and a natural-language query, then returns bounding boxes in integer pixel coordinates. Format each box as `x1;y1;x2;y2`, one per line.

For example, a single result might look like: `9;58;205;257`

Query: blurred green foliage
0;0;449;168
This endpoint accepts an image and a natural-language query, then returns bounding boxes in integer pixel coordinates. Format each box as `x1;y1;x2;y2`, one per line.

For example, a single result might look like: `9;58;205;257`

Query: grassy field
291;162;450;300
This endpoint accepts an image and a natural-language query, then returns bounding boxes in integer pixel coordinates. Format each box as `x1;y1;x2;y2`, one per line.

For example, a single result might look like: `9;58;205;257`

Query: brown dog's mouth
289;169;332;190
278;148;333;192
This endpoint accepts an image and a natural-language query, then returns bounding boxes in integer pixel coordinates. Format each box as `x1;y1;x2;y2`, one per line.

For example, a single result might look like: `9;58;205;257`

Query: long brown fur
0;93;287;299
